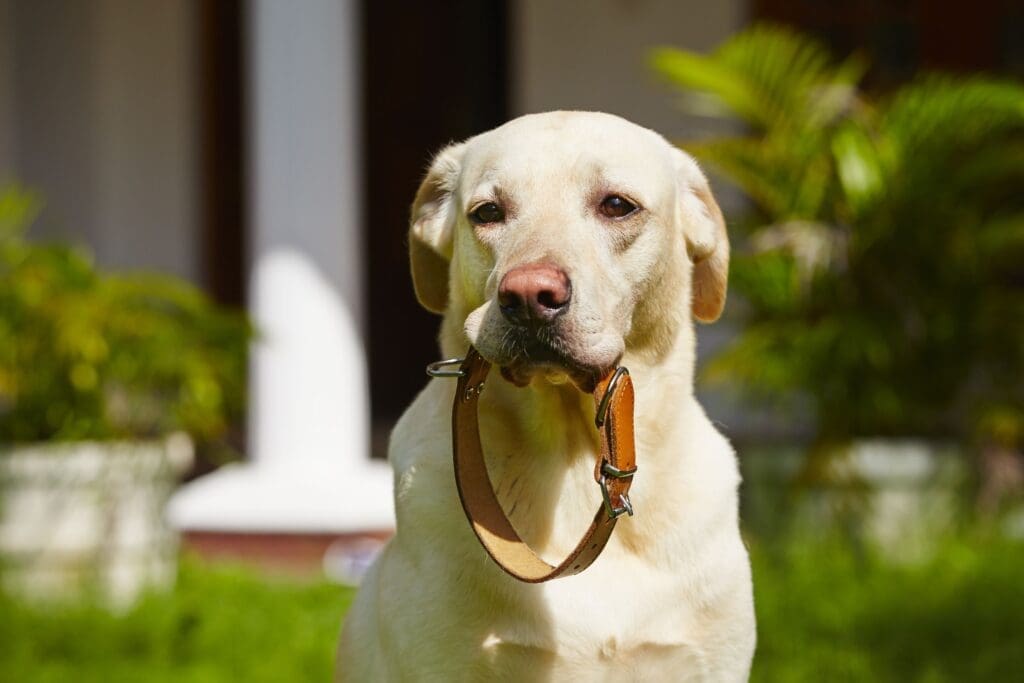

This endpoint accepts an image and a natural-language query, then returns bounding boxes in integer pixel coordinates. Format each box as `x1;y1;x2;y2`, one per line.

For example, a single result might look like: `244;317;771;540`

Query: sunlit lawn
2;534;1022;682
0;560;354;683
749;533;1024;681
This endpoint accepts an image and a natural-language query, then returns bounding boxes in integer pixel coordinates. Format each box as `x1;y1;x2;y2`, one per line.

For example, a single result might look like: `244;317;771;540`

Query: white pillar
169;0;393;535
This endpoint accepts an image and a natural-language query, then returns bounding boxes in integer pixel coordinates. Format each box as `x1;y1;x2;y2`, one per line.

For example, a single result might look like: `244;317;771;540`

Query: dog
337;111;755;681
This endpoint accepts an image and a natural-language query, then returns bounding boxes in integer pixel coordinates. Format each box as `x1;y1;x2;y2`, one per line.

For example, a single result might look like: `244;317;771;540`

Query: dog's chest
468;554;712;672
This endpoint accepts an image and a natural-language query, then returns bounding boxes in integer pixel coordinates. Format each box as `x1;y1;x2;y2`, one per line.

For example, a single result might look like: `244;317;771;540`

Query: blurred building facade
0;1;202;281
2;0;1018;565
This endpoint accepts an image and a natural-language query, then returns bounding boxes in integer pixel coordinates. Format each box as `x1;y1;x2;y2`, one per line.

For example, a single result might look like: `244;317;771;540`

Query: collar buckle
599;460;637;518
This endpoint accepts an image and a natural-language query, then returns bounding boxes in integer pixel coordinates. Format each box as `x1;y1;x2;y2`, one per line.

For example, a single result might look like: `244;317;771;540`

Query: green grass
2;535;1022;681
750;534;1024;682
0;560;355;683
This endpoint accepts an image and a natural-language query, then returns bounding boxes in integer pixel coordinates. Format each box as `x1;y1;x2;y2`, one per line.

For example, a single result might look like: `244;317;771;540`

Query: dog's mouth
486;330;612;393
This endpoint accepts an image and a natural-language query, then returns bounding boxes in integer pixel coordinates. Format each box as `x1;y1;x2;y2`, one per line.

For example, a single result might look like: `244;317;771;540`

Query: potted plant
651;25;1024;551
0;185;251;604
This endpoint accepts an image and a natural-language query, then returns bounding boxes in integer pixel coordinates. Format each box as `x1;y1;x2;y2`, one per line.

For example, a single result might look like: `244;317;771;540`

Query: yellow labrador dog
337;111;755;681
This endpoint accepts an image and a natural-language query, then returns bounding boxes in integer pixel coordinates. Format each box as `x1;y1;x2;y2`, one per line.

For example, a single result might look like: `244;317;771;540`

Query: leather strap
451;347;637;583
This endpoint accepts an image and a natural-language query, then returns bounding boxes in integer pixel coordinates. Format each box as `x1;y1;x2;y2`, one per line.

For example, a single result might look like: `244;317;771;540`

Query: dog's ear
673;149;730;323
409;142;466;314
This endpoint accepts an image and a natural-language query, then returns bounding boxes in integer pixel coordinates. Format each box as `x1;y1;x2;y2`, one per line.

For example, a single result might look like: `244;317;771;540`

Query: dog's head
410;111;728;391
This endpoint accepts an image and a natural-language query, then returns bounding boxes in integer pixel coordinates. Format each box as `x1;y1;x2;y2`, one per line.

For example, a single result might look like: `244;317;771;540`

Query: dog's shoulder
386;380;467;535
388;380;453;474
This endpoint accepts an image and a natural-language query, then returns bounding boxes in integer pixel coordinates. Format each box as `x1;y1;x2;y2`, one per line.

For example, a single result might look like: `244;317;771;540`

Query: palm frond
830;121;886;217
652;23;867;132
685;137;794;217
687;133;841;220
975;214;1024;255
881;76;1024;167
654;26;1024;442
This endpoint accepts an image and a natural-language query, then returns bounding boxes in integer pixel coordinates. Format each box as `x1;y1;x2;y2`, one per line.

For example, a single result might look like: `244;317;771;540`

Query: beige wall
0;0;200;283
0;0;14;175
513;0;746;143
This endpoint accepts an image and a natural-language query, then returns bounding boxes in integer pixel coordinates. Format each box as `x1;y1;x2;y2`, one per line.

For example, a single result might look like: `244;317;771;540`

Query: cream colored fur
337;112;755;682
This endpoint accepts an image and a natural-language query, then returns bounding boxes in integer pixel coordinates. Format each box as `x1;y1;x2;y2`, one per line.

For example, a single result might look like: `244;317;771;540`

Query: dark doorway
193;0;247;478
752;0;1024;88
362;0;510;455
198;0;246;308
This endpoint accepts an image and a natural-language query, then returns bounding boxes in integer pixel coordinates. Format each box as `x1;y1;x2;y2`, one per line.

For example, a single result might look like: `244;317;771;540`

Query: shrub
652;26;1024;447
0;185;251;443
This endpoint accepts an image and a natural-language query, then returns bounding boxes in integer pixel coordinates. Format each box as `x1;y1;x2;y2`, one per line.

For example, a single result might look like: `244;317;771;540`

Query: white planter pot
742;439;966;561
811;439;966;559
0;433;193;607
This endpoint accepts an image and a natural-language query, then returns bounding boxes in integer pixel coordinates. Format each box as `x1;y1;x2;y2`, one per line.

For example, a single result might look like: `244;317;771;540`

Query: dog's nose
498;263;572;326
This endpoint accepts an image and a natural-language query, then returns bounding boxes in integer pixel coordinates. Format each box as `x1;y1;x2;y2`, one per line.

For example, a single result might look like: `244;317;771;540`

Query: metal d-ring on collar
427;358;485;401
594;366;629;428
426;358;466;378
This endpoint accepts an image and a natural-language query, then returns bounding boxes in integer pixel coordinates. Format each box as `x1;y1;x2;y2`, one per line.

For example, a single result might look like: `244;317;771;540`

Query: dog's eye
469;202;505;225
599;195;638;219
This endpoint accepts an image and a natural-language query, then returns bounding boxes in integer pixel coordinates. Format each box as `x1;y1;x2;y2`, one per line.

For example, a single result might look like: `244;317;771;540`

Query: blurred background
1;0;1022;680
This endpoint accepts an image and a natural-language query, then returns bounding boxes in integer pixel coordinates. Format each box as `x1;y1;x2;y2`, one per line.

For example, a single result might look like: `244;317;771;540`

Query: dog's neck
437;303;702;563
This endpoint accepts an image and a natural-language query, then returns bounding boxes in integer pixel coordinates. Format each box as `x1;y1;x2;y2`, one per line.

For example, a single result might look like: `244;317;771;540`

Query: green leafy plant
0;185;251;443
652;25;1024;448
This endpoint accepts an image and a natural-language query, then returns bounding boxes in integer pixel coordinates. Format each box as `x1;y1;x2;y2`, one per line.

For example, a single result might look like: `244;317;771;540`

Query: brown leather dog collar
427;346;637;583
